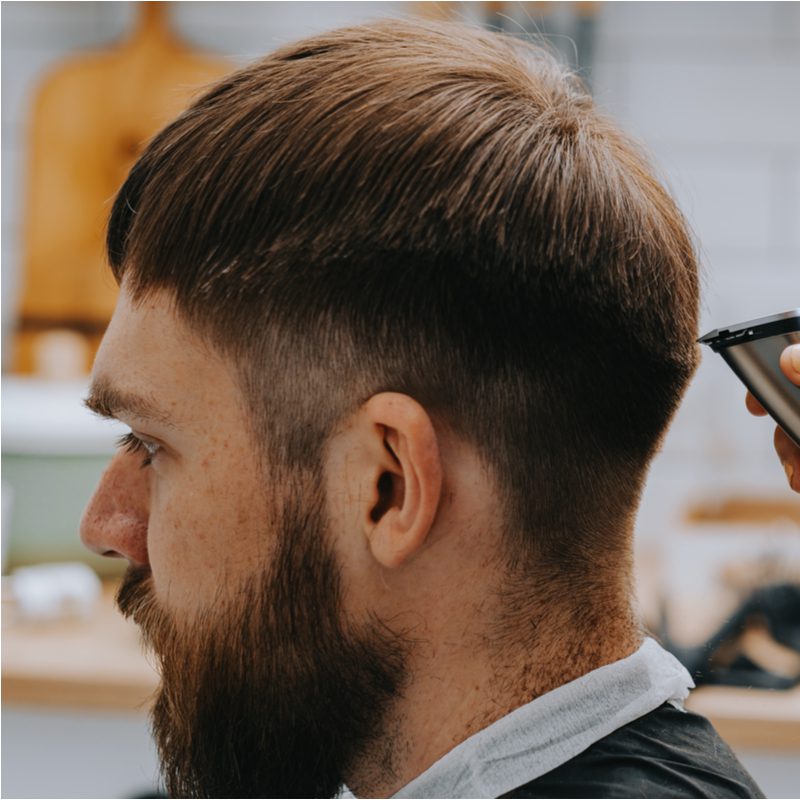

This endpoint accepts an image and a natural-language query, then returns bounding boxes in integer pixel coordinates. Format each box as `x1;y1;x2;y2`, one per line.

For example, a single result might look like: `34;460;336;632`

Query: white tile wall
621;61;800;147
777;0;800;40
2;139;23;238
2;1;119;48
662;150;773;251
589;2;799;527
597;1;779;41
170;1;407;59
792;162;800;250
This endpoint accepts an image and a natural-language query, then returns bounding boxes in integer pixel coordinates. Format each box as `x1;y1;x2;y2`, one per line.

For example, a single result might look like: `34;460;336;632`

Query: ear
360;392;443;569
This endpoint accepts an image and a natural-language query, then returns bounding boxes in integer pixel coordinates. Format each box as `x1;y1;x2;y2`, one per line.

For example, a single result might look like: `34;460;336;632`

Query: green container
2;377;125;577
2;452;125;574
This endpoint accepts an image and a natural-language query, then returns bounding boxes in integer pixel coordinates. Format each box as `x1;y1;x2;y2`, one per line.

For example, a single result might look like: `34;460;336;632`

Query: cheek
146;466;272;614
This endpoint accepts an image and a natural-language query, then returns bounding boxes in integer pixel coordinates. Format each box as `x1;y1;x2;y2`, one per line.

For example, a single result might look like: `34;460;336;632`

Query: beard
117;483;409;799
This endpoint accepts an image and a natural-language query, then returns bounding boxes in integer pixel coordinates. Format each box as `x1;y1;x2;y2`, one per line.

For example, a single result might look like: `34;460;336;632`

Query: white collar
392;638;693;799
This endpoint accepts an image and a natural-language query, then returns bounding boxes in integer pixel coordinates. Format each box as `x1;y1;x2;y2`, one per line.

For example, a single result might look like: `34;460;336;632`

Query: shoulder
501;704;764;799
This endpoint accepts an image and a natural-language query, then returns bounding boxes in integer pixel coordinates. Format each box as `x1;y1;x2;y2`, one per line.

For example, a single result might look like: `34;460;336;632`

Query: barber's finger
779;345;800;386
745;391;767;416
774;426;800;493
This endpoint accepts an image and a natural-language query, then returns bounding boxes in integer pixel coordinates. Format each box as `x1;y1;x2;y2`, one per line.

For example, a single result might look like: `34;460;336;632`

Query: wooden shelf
2;581;157;712
686;683;800;752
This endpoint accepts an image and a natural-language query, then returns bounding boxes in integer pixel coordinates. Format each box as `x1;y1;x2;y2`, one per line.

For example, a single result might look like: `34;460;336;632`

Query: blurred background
2;2;798;797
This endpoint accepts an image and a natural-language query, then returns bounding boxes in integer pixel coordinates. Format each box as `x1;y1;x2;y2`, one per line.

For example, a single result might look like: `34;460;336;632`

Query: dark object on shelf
666;583;800;690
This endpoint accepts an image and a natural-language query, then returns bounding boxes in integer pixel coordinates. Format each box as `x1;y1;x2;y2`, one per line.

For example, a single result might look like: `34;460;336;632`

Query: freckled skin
82;451;150;564
81;287;273;622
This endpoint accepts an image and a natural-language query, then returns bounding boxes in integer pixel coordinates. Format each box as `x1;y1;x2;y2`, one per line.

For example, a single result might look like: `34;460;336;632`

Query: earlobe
363;393;443;569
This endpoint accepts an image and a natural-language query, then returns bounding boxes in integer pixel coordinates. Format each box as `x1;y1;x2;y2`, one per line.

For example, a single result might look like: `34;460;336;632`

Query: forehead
91;288;244;431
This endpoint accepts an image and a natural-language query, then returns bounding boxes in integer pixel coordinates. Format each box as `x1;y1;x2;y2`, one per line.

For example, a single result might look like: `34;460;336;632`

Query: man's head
81;18;699;798
83;289;412;797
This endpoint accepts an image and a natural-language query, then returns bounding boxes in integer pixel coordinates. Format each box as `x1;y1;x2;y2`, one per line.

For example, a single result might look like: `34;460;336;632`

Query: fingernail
791;345;800;375
784;462;795;489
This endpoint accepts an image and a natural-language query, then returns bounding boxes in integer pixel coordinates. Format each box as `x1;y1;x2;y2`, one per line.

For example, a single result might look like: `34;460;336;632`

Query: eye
116;431;160;468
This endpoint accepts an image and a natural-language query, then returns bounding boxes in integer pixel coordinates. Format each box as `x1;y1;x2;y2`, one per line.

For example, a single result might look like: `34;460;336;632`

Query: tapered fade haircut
107;19;699;580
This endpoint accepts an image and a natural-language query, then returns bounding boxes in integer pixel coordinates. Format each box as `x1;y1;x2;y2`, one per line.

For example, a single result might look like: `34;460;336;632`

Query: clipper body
699;309;800;448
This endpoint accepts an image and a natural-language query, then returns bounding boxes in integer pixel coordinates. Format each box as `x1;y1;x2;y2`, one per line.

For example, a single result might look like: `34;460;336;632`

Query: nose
80;451;150;566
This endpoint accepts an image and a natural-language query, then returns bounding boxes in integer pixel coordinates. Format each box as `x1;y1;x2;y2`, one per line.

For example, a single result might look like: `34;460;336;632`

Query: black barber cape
501;703;764;799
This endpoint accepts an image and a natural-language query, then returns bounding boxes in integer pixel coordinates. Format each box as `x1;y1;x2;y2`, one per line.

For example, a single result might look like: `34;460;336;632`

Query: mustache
116;564;154;619
116;564;172;657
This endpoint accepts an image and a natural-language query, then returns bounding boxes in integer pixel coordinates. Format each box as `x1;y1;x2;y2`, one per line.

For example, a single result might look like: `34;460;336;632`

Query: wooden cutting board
16;2;233;374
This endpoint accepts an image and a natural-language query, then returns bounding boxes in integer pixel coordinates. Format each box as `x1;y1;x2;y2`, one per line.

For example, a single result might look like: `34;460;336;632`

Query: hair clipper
699;308;800;448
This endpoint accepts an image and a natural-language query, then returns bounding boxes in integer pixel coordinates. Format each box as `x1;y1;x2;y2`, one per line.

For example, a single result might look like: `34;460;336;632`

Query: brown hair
107;19;699;588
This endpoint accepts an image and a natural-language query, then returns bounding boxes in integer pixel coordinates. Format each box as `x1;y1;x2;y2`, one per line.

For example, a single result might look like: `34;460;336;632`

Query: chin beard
117;492;409;799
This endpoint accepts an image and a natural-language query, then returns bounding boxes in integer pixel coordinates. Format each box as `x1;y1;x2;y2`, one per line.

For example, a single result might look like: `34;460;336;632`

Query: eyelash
116;431;159;469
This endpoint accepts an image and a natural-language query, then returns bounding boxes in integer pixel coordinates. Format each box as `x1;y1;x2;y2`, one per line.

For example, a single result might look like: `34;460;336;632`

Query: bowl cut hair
107;19;700;589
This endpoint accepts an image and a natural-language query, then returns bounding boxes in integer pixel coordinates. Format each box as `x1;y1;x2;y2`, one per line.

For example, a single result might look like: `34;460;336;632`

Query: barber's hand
745;345;800;492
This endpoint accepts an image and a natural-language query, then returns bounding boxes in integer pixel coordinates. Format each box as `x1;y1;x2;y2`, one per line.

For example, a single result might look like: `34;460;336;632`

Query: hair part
107;19;699;603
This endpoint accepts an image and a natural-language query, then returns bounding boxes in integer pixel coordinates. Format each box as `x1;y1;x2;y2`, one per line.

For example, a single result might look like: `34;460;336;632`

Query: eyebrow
83;378;178;429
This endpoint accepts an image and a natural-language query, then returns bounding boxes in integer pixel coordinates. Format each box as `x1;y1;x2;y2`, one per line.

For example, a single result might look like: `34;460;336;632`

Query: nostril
102;550;124;559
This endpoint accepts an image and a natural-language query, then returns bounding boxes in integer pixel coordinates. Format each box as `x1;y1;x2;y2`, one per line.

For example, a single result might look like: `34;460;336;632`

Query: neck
345;596;641;797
